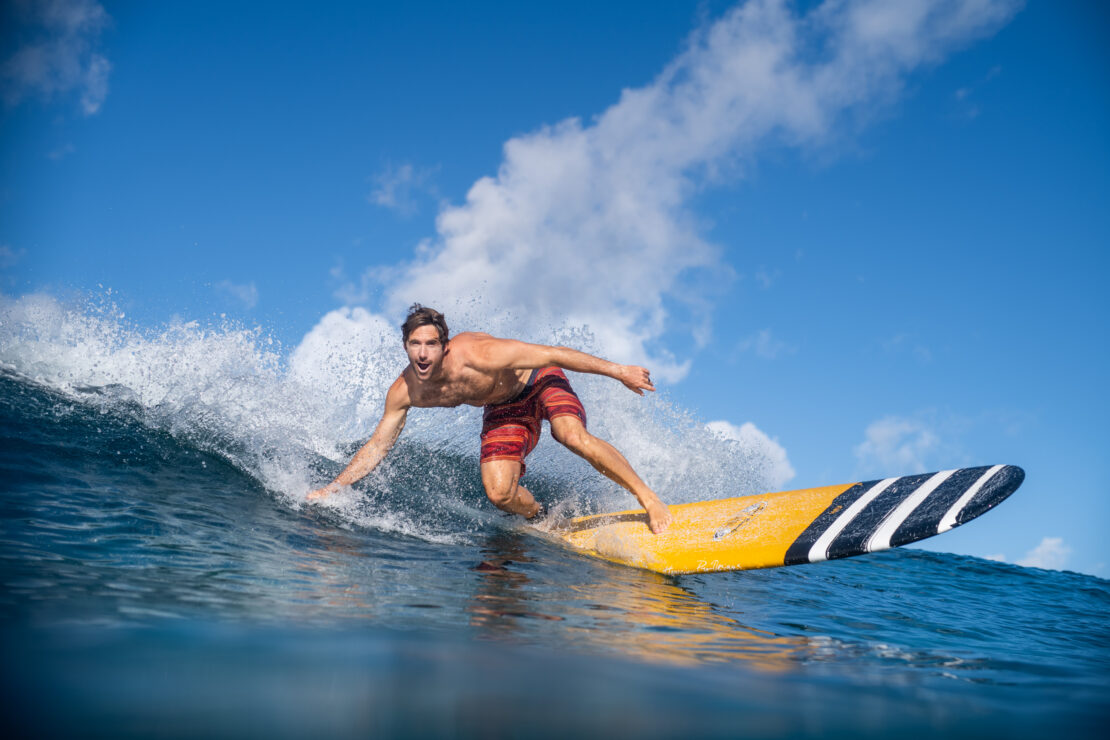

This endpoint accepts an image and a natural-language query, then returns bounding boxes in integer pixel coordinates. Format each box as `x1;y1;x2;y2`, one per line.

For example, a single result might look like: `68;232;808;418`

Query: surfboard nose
955;464;1024;526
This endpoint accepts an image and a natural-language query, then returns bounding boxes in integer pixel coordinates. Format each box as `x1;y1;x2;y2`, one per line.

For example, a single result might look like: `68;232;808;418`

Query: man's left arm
474;337;655;395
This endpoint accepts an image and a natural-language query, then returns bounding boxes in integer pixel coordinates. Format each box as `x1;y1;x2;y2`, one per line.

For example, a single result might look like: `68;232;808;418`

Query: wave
0;292;793;540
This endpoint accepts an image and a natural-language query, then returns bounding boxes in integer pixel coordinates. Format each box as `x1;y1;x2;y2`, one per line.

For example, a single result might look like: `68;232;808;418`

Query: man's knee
484;482;515;509
481;464;519;509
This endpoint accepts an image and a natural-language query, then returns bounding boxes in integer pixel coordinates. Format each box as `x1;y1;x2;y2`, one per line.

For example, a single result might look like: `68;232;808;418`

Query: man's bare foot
645;500;673;534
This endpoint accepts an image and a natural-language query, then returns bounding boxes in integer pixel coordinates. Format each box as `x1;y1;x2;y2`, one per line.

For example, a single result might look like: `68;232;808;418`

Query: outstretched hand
306;485;335;502
618;365;655;395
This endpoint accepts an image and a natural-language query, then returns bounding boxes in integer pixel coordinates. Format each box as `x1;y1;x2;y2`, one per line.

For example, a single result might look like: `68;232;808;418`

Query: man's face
405;324;445;380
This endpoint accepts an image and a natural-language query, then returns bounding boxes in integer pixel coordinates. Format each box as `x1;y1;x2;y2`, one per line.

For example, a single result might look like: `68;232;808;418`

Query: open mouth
416;361;431;372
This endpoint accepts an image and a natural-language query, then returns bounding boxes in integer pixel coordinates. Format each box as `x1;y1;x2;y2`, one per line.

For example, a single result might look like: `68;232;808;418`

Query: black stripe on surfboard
887;466;993;547
953;464;1024;527
782;482;872;566
825;473;933;560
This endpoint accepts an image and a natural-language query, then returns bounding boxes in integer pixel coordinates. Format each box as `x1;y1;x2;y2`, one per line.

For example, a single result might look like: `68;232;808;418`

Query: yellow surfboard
553;465;1024;575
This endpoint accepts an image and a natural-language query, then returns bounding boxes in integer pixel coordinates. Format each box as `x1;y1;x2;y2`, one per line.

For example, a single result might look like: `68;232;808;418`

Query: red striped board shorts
480;367;587;478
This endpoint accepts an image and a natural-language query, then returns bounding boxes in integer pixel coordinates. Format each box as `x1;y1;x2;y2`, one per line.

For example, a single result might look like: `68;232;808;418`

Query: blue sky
2;1;1107;575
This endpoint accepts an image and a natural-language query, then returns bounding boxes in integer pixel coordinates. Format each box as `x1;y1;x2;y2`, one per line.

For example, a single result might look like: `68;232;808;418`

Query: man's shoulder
447;332;498;358
450;331;494;345
386;372;415;405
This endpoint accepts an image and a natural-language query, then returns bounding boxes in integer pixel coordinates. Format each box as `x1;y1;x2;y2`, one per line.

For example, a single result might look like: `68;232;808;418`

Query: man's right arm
307;376;410;501
468;336;655;395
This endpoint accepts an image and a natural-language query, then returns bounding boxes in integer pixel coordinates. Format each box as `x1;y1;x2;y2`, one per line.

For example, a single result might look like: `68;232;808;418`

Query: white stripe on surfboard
866;469;956;553
807;477;896;563
937;465;1004;534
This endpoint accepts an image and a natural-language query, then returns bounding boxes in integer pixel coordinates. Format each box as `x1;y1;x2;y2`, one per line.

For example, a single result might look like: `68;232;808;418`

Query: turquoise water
1;308;1108;737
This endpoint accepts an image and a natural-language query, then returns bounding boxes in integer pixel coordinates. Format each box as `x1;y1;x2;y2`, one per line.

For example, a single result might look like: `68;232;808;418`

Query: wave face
1;297;1108;738
0;294;792;528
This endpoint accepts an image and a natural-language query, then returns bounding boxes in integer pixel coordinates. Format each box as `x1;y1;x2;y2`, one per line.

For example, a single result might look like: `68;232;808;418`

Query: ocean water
1;297;1108;738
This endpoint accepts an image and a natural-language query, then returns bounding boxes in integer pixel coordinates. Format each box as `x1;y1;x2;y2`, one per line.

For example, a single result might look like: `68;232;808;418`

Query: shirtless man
307;304;673;534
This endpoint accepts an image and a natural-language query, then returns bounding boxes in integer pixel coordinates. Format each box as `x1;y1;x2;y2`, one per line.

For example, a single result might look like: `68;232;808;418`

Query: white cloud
854;416;939;474
0;245;27;269
1;0;112;115
706;420;795;488
216;280;259;310
288;308;403;437
369;162;439;216
737;328;794;359
351;0;1018;382
47;142;76;160
1016;536;1072;571
754;267;781;289
289;307;396;386
952;63;1003;120
79;50;110;115
883;332;932;362
330;258;404;307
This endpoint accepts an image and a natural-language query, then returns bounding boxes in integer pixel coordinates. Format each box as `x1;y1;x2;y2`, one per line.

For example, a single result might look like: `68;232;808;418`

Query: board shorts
480;367;587;478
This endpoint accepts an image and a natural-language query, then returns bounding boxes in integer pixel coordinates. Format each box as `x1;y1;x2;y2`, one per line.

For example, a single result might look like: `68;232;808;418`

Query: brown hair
401;304;449;344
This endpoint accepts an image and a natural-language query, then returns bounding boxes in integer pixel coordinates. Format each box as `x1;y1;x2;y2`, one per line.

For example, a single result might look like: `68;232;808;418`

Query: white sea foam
0;292;794;535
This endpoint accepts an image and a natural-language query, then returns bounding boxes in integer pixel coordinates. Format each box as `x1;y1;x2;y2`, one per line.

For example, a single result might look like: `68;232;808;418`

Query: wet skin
308;326;672;534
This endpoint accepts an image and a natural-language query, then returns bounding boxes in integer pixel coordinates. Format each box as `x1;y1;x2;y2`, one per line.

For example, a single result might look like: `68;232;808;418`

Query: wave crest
1;292;795;535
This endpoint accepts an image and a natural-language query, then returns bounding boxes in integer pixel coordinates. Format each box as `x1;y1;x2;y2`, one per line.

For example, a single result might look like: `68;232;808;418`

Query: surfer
308;304;673;534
